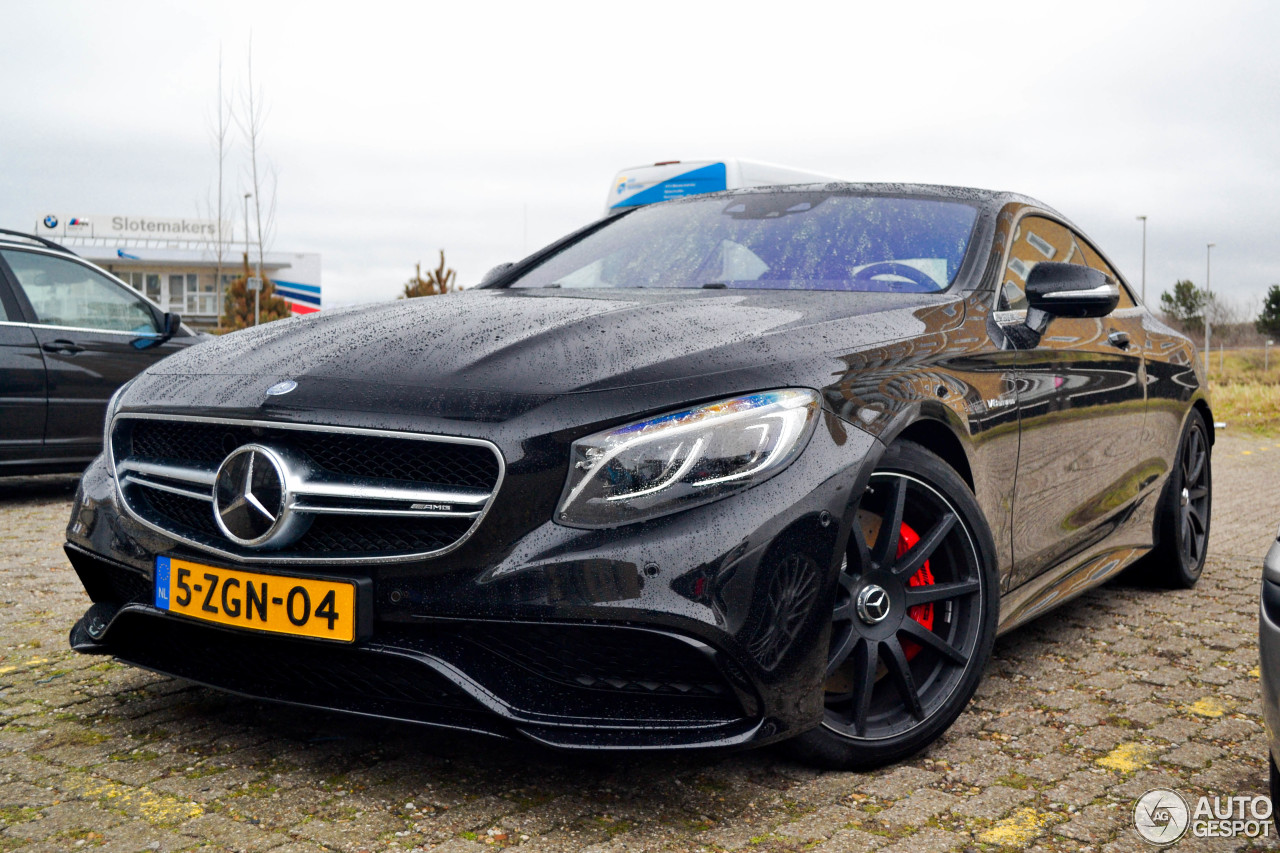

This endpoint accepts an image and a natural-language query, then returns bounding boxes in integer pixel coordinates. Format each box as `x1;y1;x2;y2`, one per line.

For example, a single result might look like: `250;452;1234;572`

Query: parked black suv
0;230;197;476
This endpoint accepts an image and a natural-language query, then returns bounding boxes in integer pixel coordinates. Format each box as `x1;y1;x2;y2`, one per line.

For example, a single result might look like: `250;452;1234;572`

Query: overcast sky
2;1;1277;311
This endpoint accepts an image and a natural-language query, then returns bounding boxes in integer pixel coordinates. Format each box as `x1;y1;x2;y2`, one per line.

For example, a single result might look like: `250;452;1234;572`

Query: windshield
507;192;980;293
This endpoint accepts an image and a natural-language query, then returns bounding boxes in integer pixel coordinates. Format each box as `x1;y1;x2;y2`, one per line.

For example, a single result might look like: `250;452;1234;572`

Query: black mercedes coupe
64;184;1212;768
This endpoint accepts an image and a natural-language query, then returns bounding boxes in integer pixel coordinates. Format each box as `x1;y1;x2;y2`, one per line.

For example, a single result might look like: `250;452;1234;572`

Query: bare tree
210;45;232;328
235;34;276;300
1202;292;1267;349
260;161;278;267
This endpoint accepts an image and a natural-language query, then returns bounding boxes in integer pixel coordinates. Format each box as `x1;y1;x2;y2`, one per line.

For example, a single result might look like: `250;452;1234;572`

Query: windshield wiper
701;282;728;289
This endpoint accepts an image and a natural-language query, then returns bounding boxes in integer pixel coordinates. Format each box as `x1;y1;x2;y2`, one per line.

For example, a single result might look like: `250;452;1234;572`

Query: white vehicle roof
605;159;840;215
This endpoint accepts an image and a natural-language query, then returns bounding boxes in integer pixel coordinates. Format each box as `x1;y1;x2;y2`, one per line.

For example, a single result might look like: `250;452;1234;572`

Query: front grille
128;420;500;489
135;483;475;556
139;488;221;538
112;415;503;563
293;515;474;554
130;419;228;467
300;433;498;489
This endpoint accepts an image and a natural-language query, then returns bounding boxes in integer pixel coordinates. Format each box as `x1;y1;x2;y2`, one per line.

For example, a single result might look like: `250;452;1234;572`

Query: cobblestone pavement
3;434;1280;852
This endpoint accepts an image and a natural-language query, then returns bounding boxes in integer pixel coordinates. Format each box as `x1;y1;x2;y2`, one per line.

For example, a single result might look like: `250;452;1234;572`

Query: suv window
1;250;160;334
0;278;17;322
999;216;1133;311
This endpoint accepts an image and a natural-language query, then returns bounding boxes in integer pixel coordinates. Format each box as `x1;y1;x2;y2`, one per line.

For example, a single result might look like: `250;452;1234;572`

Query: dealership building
31;213;321;329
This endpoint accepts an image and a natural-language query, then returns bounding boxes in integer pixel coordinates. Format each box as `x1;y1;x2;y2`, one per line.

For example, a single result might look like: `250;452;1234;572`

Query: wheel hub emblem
856;584;892;625
213;445;294;547
1180;487;1189;506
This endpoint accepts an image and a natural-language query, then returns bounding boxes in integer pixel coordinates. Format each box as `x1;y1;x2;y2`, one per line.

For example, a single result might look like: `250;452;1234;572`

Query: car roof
0;229;78;256
686;181;1059;218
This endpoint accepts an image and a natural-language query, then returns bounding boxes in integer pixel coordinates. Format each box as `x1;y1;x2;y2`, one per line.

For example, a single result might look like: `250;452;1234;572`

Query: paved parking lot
2;434;1280;852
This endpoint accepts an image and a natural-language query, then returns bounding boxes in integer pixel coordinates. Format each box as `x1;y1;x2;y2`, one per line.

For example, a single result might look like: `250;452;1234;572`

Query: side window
0;250;160;334
999;217;1087;311
1076;240;1137;309
0;275;18;322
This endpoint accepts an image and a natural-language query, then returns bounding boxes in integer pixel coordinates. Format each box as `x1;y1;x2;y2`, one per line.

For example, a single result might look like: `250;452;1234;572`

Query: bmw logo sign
43;215;58;229
265;380;298;396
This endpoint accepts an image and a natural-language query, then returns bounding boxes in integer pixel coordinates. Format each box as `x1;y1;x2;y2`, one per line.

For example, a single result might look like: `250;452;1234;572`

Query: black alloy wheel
1175;415;1211;577
788;441;998;770
1138;409;1212;589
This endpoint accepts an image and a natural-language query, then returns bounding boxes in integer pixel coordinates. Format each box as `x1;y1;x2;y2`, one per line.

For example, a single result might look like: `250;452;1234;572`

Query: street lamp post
1204;243;1215;375
243;193;256;326
1136;215;1147;302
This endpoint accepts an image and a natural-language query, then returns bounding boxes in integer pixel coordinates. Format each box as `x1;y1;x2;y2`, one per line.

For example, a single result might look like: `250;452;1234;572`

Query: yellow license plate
154;557;357;643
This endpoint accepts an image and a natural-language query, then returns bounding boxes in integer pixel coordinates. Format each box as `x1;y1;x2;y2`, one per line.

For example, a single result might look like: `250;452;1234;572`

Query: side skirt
997;544;1152;636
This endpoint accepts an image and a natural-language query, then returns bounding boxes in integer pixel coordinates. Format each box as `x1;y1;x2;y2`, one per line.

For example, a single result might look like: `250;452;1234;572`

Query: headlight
556;389;821;528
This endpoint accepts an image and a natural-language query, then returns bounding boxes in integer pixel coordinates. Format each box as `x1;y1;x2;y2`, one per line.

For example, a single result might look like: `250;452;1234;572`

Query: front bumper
66;413;879;750
1261;530;1280;763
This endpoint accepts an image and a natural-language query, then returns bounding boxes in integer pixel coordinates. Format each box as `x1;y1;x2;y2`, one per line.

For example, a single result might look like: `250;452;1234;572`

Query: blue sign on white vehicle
605;159;838;215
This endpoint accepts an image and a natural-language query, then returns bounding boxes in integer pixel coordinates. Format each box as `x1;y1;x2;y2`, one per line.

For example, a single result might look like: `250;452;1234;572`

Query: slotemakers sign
36;214;233;242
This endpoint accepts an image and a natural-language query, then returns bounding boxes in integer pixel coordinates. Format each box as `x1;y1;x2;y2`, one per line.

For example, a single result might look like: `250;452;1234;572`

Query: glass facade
117;269;219;319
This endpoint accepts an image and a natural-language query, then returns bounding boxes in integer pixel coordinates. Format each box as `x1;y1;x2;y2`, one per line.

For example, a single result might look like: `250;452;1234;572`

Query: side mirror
134;312;182;349
160;312;182;341
1025;262;1118;334
480;263;515;286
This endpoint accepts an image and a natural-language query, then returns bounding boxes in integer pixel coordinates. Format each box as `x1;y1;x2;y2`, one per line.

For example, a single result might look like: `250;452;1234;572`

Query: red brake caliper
897;522;935;660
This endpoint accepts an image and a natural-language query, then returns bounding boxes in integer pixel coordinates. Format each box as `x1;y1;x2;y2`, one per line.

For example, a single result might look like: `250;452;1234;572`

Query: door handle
1107;330;1131;349
42;339;85;355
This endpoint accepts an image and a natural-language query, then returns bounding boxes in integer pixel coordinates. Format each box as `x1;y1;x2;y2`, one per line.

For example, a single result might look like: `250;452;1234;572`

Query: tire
1137;409;1212;589
787;440;999;770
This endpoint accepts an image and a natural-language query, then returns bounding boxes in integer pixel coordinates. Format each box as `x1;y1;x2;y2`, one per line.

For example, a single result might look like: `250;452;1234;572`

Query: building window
187;274;216;316
168;274;186;312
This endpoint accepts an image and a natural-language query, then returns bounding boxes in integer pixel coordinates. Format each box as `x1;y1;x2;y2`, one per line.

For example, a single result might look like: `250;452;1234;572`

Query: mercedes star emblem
213;445;297;548
856;584;892;625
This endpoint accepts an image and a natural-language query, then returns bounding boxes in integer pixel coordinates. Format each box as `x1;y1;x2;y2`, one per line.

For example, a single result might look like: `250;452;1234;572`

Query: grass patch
995;772;1036;790
600;817;635;838
0;805;41;826
1207;348;1280;435
1103;714;1138;729
54;727;110;746
229;779;280;799
184;763;229;779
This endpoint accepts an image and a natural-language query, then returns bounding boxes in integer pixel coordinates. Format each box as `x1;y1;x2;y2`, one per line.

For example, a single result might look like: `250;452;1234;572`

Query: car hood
129;288;965;426
151;288;955;394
